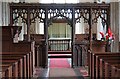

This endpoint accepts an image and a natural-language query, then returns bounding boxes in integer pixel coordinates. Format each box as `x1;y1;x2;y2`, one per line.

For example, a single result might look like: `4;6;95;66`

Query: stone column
2;2;5;26
6;2;10;25
0;2;2;26
110;2;119;52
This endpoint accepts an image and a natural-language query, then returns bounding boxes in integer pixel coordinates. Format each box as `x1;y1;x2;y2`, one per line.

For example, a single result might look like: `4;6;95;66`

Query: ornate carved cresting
10;3;110;28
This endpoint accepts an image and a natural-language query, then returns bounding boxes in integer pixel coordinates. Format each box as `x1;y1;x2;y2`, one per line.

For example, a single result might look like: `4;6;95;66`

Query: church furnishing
9;3;110;68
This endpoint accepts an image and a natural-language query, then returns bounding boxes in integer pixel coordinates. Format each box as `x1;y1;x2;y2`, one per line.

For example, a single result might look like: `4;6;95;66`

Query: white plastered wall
0;2;2;26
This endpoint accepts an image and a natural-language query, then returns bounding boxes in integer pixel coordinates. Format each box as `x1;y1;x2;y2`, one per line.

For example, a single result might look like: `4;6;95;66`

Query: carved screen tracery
29;8;45;34
92;7;109;40
75;8;90;34
10;3;110;43
92;8;108;26
47;8;72;26
12;8;28;25
10;3;110;30
75;8;89;23
30;8;45;24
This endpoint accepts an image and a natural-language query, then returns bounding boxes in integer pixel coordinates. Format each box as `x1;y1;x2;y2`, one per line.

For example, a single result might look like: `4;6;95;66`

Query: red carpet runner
33;56;88;78
49;58;70;68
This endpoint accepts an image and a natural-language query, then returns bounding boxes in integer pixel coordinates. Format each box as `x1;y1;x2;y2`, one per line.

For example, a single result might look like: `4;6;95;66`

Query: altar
48;38;71;51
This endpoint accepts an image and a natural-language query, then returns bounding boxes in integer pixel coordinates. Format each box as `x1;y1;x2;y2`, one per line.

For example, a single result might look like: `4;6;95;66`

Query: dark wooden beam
72;7;75;68
44;8;48;68
9;3;110;9
27;8;30;41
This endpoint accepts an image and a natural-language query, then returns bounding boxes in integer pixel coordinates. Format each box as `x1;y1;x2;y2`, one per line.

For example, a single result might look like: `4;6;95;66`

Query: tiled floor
33;67;88;79
33;58;88;78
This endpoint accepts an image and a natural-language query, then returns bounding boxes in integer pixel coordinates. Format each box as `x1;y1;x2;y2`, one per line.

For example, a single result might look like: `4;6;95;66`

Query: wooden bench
0;52;33;76
1;26;35;78
0;66;13;78
0;54;25;78
98;56;120;78
88;52;120;78
24;34;45;67
2;41;34;77
0;52;33;78
104;60;120;77
1;61;19;78
1;55;25;77
94;56;120;77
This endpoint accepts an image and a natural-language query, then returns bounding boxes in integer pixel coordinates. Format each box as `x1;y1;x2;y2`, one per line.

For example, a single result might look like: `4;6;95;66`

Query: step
48;51;72;54
48;55;72;58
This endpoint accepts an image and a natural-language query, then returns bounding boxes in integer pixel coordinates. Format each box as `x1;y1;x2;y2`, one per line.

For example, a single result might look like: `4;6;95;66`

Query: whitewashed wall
110;2;119;52
0;2;2;26
0;2;9;26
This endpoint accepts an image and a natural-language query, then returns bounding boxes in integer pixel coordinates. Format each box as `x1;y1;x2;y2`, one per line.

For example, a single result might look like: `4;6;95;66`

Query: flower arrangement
99;27;114;42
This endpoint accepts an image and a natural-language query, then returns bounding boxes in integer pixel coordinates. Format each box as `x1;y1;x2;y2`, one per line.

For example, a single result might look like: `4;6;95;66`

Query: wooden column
88;7;93;77
27;8;31;41
72;8;75;68
44;8;48;68
110;2;119;52
89;8;92;51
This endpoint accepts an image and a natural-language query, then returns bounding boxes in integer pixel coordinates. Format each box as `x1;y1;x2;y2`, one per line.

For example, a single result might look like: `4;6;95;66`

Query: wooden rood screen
9;3;110;67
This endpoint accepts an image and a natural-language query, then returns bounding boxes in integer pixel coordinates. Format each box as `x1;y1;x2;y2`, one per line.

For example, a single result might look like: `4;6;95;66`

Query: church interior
0;0;120;78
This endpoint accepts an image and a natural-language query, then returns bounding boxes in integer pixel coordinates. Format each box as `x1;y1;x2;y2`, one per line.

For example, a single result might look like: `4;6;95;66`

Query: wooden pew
1;26;35;77
5;41;34;77
0;66;13;78
1;56;23;77
10;41;34;77
24;34;45;67
89;52;120;78
104;61;120;78
2;62;19;78
99;56;120;78
94;53;120;78
0;54;24;78
0;52;32;78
